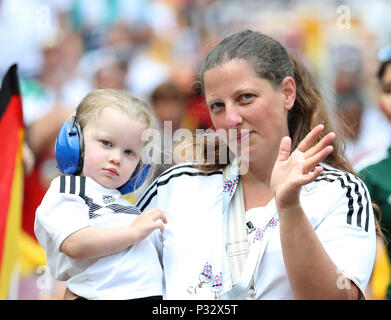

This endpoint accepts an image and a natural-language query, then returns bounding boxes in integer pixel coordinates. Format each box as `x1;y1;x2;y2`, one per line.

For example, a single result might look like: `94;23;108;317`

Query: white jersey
35;175;163;300
137;162;376;299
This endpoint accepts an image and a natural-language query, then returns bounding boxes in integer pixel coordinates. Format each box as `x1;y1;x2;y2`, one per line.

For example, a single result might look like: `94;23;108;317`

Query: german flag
0;65;24;299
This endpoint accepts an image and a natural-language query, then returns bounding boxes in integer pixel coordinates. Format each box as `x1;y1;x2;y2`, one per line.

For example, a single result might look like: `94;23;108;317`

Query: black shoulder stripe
79;176;86;198
316;168;369;231
59;175;86;199
60;175;66;193
157;170;222;188
136;163;220;206
137;184;157;209
346;174;363;228
318;171;358;226
137;169;222;211
136;164;195;206
159;164;196;179
363;183;370;232
70;175;76;194
139;189;157;212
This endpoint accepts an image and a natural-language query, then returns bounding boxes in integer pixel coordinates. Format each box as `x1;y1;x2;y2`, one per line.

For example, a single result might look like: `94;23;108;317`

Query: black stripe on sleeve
358;179;371;232
60;175;66;193
79;176;86;198
346;174;363;228
315;167;369;231
139;190;157;212
70;175;76;194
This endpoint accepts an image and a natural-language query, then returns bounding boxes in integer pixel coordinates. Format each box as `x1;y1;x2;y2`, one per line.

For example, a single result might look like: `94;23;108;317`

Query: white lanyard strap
219;212;279;300
225;178;249;285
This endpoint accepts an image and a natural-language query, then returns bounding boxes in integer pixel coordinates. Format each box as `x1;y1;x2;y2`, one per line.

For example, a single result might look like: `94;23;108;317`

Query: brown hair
287;54;352;173
151;82;185;104
198;29;352;173
195;29;385;238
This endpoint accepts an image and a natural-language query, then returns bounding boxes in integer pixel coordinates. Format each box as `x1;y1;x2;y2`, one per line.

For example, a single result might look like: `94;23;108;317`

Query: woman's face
380;63;391;122
203;58;295;166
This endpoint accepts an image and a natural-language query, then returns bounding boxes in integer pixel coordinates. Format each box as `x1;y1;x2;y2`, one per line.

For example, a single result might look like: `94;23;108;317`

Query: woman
137;30;376;300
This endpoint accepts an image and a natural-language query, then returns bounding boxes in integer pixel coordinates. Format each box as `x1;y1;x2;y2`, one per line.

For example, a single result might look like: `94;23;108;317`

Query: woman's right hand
270;124;335;212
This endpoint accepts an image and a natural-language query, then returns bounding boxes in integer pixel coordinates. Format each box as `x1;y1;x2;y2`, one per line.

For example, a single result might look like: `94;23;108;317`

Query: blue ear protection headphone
55;116;84;176
55;116;149;194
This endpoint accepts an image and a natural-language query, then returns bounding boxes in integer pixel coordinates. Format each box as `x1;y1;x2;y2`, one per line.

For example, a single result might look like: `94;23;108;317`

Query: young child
34;89;167;300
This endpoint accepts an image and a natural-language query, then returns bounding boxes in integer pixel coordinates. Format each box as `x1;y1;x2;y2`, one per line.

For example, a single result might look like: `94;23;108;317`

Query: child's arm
60;208;167;260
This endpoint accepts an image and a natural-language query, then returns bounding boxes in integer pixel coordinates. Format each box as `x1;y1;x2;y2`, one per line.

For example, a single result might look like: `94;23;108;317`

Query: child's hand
129;208;167;242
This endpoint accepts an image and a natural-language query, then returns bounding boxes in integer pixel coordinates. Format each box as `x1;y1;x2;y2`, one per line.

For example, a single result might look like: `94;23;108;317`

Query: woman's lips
231;129;252;143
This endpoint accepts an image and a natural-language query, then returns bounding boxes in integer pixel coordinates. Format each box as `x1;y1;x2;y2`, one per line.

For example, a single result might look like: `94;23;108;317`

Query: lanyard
187;160;240;299
219;208;279;300
187;160;279;299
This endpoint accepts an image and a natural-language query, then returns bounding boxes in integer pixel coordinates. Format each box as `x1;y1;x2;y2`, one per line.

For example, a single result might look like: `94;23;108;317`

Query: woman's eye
209;102;224;112
240;93;254;102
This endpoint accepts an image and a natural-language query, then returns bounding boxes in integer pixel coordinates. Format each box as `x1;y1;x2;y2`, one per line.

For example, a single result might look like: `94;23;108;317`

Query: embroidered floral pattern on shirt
198;262;223;292
223;177;239;196
253;217;279;243
201;262;213;280
211;272;223;291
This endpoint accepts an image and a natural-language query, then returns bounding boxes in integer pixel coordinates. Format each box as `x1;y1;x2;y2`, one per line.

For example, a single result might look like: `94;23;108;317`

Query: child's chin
98;179;121;190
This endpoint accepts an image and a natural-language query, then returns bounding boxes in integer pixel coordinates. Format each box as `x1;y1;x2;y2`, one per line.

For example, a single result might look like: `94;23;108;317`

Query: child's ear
281;76;296;110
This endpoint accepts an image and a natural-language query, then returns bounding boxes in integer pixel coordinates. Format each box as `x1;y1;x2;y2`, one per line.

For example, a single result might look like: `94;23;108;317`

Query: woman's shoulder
309;163;365;190
302;163;368;204
302;163;373;232
136;162;223;209
150;162;223;185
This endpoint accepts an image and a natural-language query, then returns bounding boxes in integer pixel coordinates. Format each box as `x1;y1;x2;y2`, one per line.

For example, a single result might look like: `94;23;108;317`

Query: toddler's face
82;107;146;189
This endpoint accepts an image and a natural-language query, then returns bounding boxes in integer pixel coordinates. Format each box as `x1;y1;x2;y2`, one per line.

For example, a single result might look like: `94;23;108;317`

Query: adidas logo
103;195;115;204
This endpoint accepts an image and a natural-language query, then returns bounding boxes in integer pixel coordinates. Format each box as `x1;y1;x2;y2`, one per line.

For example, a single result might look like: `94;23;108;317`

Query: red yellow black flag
0;64;24;299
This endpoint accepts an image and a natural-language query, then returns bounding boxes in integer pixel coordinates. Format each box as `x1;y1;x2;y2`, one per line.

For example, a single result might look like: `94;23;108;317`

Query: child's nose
109;149;121;164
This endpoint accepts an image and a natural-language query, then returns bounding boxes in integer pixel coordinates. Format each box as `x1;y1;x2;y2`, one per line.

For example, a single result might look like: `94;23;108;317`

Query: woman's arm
271;125;359;299
60;208;167;259
278;206;359;299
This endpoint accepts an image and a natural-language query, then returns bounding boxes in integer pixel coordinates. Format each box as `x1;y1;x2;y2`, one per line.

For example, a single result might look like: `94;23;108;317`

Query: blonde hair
76;89;161;195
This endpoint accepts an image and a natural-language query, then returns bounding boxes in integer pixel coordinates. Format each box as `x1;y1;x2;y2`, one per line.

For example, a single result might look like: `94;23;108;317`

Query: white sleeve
34;191;91;253
314;176;377;296
136;179;163;259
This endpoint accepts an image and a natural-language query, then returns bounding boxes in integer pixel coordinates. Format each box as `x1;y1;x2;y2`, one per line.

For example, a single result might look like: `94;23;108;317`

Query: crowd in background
1;0;391;299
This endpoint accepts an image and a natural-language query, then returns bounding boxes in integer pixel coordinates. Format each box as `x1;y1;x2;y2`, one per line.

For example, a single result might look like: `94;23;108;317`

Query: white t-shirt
137;162;376;299
34;175;163;300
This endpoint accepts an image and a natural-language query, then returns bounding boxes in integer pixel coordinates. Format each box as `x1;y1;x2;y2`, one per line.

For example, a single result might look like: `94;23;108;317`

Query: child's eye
101;140;112;147
125;150;134;156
